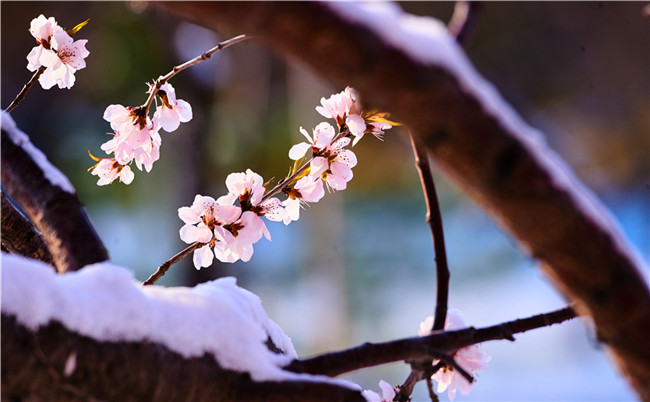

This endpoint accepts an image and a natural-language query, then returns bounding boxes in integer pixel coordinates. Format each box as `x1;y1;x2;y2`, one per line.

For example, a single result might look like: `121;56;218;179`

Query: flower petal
288;142;311;160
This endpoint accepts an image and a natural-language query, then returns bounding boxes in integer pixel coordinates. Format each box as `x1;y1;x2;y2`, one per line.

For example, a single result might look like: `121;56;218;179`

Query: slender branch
261;158;312;202
285;306;577;377
4;66;46;113
141;34;248;113
142;242;203;285
397;4;481;400
410;133;450;331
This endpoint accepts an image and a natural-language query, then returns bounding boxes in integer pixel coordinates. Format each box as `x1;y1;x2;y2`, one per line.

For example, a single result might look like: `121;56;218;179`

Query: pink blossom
178;195;241;269
37;31;89;89
362;380;396;402
213;211;268;263
309;139;357;191
153;82;193;132
282;175;325;225
26;15;62;72
418;309;491;401
225;168;286;223
103;104;156;148
288;122;337;161
226;169;266;207
26;16;89;90
89;158;134;186
367;120;392;141
316;87;366;143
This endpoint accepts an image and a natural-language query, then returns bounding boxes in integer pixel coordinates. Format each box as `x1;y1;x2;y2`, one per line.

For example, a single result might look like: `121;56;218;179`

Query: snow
0;253;357;389
1;111;75;194
325;2;648;274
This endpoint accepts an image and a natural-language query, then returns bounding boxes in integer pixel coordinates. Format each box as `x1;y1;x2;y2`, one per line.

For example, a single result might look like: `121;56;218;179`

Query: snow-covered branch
158;2;650;398
1;112;108;272
1;254;365;401
1;192;54;266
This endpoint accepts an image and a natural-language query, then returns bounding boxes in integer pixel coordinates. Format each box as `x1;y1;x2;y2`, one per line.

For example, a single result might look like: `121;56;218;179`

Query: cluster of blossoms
418;309;491;401
26;15;89;90
178;87;396;268
89;81;192;185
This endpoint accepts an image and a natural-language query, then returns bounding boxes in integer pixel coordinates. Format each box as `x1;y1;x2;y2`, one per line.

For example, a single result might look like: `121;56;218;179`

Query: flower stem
260;159;312;203
143;242;203;286
4;66;46;113
141;34;248;113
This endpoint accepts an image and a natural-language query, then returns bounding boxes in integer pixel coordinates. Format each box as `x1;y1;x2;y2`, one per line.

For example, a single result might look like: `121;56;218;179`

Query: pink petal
288;142;311;160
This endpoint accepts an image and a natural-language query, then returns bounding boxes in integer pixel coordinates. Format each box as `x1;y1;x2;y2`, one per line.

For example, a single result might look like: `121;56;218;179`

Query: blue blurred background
2;2;648;400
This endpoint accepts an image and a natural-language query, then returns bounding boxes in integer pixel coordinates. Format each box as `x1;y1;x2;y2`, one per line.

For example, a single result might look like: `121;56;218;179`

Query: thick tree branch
156;3;650;398
1;191;54;267
1;314;365;402
1;115;109;272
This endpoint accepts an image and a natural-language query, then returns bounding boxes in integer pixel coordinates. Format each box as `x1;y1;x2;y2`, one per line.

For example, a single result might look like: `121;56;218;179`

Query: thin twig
397;3;483;400
141;34;248;113
4;66;46;113
261;159;312;202
425;376;440;402
142;242;203;285
409;132;449;331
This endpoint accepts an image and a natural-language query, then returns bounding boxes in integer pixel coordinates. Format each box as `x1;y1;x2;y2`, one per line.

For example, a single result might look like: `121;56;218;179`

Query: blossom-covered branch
142;87;395;285
88;35;246;186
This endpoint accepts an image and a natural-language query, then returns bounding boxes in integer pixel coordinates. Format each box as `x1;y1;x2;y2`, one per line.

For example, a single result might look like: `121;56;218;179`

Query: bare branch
4;66;46;113
285;306;577;377
143;242;203;286
409;132;450;331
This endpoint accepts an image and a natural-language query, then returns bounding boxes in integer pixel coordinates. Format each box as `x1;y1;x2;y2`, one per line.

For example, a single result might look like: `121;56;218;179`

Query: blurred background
2;2;648;400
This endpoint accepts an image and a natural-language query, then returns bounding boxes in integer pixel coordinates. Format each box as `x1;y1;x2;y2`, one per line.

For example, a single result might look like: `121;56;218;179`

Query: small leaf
367;111;402;126
67;19;89;36
88;150;101;162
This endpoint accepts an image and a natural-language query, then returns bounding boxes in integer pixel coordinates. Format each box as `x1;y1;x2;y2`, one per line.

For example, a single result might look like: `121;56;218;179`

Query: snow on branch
1;112;108;272
157;1;650;397
1;254;365;401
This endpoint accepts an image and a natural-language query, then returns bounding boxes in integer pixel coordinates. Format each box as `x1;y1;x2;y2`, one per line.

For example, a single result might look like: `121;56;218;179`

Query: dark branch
2;314;365;402
4;66;46;113
143;242;203;285
397;4;481;400
1;191;54;267
1;121;109;272
285;306;577;377
409;133;450;331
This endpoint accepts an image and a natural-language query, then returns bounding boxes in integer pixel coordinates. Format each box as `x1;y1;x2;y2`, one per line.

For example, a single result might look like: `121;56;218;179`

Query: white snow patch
1;111;75;194
326;2;648;274
0;253;357;389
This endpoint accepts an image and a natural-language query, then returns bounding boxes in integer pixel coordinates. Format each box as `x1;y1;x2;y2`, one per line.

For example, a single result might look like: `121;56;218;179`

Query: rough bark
156;2;650;398
1;192;54;267
1;314;365;402
1;128;109;273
